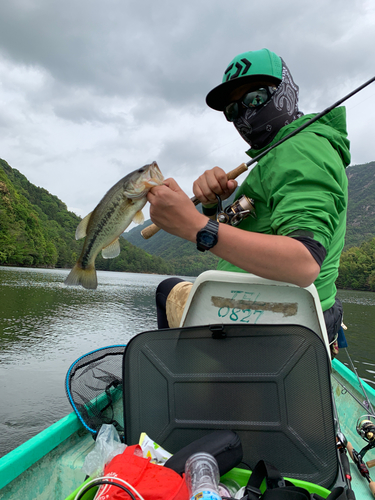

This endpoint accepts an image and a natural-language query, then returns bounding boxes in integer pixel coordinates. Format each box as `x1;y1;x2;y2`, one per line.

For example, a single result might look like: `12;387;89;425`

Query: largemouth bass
64;161;164;289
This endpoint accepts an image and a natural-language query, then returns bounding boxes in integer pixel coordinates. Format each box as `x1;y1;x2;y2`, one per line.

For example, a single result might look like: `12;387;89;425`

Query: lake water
0;266;374;458
335;288;375;386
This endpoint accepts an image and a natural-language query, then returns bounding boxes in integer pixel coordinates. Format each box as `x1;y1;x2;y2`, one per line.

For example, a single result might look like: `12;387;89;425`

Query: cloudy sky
0;0;374;223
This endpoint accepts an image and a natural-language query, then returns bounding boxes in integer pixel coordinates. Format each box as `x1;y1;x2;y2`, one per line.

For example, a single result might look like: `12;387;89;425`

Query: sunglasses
224;86;277;122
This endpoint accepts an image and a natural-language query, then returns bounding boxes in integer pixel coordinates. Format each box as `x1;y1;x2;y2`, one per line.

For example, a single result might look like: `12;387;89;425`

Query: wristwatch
196;219;219;252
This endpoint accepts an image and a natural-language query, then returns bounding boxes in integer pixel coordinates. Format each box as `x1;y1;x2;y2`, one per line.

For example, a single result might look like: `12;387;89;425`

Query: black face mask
233;59;304;150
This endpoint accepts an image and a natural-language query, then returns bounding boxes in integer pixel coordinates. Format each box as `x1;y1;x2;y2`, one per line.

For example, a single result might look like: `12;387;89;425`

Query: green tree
337;237;375;291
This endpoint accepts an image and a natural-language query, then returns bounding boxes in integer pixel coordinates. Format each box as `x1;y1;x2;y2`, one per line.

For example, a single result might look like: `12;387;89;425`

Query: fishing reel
216;195;256;226
357;416;375;444
355;415;375;459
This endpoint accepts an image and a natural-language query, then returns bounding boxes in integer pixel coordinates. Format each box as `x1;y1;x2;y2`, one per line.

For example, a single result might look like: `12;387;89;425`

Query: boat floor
1;360;375;499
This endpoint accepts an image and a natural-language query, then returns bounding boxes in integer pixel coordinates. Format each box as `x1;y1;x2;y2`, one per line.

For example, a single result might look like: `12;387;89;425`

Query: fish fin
101;238;121;259
75;212;93;240
132;210;144;225
64;263;98;290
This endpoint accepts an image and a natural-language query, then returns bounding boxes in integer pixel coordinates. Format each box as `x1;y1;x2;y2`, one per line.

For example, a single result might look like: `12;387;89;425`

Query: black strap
246;460;285;492
245;461;310;500
244;461;348;500
263;489;310;499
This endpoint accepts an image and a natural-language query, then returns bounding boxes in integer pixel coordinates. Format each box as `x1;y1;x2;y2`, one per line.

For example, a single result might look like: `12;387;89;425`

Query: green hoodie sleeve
217;109;349;310
259;130;347;250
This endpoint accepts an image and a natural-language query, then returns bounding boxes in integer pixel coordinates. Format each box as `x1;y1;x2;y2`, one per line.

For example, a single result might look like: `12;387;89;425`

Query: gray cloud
0;0;374;218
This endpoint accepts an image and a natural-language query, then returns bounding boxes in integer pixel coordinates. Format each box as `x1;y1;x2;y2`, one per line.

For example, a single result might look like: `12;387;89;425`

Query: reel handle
367;459;375;468
141;163;249;240
348;442;375;497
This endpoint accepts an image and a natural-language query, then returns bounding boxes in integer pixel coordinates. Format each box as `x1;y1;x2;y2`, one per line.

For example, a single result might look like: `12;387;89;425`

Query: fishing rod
331;372;371;412
333;352;375;497
334;399;375;498
346;441;375;498
337;432;356;500
345;347;375;416
141;75;375;240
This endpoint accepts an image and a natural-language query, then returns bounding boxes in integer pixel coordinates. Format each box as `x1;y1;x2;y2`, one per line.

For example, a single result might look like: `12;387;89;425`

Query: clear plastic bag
82;424;127;477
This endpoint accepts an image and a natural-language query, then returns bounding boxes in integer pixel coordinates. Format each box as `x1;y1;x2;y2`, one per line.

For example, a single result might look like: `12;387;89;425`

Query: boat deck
1;361;375;499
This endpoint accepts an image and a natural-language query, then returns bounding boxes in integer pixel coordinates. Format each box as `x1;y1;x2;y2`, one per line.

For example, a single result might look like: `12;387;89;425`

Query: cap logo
224;58;252;81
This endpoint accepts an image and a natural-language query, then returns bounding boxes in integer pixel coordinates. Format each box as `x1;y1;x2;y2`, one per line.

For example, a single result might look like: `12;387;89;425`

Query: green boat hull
1;272;374;499
1;359;374;500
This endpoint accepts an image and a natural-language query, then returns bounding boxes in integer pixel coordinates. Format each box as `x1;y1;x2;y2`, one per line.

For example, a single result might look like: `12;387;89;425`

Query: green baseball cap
206;48;283;111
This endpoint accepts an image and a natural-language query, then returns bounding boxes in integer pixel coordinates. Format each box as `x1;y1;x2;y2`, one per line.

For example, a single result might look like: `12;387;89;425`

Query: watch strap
196;219;219;252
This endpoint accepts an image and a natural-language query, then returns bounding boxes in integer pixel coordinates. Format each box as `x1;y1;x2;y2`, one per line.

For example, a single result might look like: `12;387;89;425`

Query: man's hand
193;166;238;205
147;178;207;241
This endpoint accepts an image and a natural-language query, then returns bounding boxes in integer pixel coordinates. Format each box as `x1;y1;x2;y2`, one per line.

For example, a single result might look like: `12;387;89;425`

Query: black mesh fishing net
65;345;126;440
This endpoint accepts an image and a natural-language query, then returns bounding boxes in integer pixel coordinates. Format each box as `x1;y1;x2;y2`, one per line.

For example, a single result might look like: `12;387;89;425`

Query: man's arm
147;177;320;288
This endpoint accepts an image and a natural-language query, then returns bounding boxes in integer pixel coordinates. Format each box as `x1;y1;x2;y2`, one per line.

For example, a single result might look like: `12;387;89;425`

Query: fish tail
64;262;98;290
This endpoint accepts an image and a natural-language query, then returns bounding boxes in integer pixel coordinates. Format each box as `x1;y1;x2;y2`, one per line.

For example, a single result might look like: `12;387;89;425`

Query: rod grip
141;163;249;240
141;222;161;240
369;480;375;497
347;442;355;461
227;162;249;180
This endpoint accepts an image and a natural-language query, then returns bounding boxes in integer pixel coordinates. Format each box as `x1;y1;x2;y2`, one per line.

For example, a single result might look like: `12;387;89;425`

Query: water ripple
0;266;372;457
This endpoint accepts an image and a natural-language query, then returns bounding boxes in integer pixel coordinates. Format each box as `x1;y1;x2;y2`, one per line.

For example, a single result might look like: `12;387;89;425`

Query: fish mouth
125;161;164;198
143;178;162;188
146;161;164;186
141;161;164;189
143;180;161;189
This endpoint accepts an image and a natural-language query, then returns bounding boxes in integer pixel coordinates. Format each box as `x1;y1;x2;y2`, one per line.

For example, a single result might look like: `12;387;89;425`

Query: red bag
95;445;189;500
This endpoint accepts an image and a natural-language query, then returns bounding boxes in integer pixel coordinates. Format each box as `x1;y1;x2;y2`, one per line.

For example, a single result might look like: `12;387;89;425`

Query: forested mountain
345;161;375;248
121;194;237;276
124;221;221;277
335;162;375;291
0;159;81;268
124;161;375;272
336;238;375;291
1;158;375;287
0;159;173;275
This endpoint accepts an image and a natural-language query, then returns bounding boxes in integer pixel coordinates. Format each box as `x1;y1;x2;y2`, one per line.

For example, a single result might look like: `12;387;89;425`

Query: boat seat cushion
123;323;338;489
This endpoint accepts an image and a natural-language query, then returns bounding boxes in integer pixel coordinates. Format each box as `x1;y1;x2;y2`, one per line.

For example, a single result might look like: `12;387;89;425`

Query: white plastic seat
180;270;330;357
123;270;341;489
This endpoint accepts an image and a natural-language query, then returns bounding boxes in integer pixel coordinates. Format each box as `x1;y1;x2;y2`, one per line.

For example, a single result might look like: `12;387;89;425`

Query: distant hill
124;219;220;276
124;162;375;272
0;159;173;275
122;192;241;276
345;161;375;248
0;158;81;268
336;237;375;291
2;157;375;278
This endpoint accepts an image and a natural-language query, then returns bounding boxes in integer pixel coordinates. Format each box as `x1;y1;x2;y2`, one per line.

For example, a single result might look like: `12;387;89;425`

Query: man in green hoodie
148;49;350;355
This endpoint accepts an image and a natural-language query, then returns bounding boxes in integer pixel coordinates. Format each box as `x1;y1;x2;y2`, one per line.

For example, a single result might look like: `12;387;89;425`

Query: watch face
200;232;217;245
197;220;219;251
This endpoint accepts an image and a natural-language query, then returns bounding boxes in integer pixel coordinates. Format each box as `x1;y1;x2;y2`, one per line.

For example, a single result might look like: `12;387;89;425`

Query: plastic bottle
185;452;221;500
219;478;241;496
